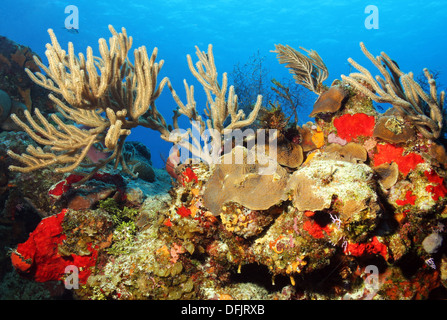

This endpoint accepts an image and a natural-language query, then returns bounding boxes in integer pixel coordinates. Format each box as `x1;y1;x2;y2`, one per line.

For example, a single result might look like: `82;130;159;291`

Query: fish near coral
86;145;111;163
166;146;181;180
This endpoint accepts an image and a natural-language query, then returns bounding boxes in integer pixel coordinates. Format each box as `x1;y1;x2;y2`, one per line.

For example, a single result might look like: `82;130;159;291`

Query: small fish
63;26;79;34
86;145;111;163
381;59;399;71
347;62;353;74
165;145;181;180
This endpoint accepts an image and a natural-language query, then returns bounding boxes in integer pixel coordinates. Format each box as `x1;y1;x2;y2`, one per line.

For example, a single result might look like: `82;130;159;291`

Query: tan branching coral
341;42;444;139
273;44;328;94
7;26;263;179
167;44;262;165
7;25;171;181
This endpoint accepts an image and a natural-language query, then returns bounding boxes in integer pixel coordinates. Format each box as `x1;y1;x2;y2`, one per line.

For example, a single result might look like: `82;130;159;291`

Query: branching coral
273;44;328;94
7;25;171;182
7;25;264;181
167;44;263;165
341;42;444;139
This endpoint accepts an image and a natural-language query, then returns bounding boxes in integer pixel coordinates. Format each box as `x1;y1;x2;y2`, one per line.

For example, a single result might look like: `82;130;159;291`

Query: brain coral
288;159;375;210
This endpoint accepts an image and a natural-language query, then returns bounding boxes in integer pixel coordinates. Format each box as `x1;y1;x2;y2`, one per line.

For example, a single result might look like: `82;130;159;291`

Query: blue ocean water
0;0;445;168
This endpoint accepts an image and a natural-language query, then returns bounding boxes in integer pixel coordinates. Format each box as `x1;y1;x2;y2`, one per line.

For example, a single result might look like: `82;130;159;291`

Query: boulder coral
288;158;381;242
373;115;416;144
202;146;289;215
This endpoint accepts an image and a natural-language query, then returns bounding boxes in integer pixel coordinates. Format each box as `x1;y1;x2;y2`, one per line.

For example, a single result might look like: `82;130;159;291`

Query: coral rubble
2;30;447;300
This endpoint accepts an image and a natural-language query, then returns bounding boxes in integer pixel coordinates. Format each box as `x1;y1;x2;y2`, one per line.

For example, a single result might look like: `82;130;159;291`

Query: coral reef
7;26;171;184
3;31;447;300
202;146;289;214
122;141;155;182
167;44;262;165
341;42;444;139
7;27;262;187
